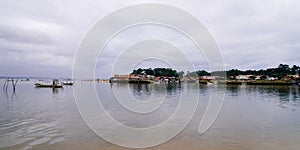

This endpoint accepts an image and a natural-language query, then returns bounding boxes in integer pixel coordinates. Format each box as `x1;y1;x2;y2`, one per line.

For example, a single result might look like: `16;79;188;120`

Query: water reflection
3;90;17;102
130;84;152;101
1;80;300;150
52;88;60;94
224;85;300;109
1;91;17;113
255;85;298;102
112;83;182;102
166;83;181;94
99;83;182;128
0;81;66;149
226;85;240;96
33;87;63;94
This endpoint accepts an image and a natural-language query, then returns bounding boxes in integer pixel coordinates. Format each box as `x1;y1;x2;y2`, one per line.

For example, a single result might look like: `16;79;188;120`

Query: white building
236;75;252;80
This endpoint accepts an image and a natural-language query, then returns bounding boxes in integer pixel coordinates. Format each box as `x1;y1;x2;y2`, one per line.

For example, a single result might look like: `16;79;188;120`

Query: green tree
196;70;210;77
291;65;300;75
178;71;185;78
145;68;154;75
260;75;267;80
277;64;291;77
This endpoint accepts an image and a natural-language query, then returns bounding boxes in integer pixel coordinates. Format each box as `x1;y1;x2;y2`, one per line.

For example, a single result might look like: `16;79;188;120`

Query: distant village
2;64;299;93
109;64;300;85
110;68;181;84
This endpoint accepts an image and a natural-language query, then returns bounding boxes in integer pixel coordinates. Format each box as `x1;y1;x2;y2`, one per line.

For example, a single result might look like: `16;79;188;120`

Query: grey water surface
0;80;300;150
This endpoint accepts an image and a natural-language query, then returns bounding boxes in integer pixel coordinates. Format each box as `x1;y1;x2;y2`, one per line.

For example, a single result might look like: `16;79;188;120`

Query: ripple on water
0;115;64;149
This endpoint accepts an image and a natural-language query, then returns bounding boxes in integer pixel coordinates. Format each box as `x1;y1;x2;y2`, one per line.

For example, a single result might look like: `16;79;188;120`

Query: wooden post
11;79;18;93
3;78;19;92
5;79;8;91
3;79;6;90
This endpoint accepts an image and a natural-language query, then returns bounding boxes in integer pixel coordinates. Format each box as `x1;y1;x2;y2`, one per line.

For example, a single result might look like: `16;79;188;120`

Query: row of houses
198;74;300;81
110;74;180;83
111;74;300;83
233;75;299;81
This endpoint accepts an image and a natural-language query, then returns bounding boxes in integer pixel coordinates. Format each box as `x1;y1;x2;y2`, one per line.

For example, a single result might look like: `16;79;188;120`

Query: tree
132;68;178;77
227;69;242;77
129;64;300;79
145;68;154;75
291;65;300;75
196;70;210;77
260;75;267;80
178;71;185;78
132;68;143;75
277;64;291;77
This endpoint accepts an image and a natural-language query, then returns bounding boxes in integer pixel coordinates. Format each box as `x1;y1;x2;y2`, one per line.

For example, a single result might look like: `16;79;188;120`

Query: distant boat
63;82;74;85
35;79;63;88
207;82;215;86
62;80;75;85
109;77;129;83
128;78;152;84
21;78;30;81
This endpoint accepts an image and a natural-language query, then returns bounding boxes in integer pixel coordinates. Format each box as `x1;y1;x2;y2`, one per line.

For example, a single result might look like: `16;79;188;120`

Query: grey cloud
0;0;299;78
0;24;54;45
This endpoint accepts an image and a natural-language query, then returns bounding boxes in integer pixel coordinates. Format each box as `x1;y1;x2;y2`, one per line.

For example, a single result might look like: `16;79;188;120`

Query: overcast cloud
0;0;299;78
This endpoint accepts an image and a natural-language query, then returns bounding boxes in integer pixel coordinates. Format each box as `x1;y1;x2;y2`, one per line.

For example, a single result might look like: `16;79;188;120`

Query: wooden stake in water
3;78;19;92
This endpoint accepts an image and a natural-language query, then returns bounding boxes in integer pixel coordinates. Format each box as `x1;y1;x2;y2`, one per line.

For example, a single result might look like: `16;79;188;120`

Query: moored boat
35;79;63;88
62;80;75;85
246;81;295;85
128;78;152;84
63;82;74;85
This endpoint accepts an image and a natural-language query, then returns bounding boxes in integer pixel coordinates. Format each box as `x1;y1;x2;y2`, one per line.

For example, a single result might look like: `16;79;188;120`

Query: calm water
0;80;300;150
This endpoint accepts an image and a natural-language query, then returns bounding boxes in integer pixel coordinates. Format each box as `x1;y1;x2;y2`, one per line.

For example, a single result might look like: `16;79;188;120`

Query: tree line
131;68;179;77
131;64;300;79
188;64;300;79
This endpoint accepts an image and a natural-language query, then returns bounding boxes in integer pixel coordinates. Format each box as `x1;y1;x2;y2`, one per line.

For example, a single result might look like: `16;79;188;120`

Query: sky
0;0;299;78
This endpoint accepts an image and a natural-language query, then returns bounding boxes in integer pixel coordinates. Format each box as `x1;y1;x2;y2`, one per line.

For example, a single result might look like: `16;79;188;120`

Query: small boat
152;80;161;84
128;78;152;84
35;79;63;88
35;83;63;88
63;82;74;85
21;78;30;81
109;77;129;83
63;80;75;85
199;80;208;84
